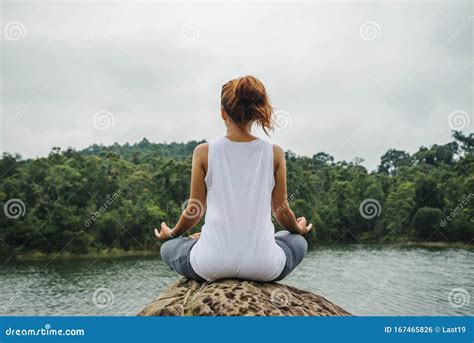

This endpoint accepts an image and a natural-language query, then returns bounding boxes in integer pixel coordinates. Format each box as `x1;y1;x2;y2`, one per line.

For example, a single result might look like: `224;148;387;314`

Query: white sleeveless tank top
190;136;286;281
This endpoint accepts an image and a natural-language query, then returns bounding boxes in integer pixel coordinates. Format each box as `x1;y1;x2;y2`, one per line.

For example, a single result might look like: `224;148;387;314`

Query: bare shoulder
272;144;285;168
193;143;209;162
273;144;285;160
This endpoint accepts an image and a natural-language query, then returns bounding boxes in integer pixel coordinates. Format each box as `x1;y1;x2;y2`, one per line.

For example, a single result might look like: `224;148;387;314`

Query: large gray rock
138;278;351;316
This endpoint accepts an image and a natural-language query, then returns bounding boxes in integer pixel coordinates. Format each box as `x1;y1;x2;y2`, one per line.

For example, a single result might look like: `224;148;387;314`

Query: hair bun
221;75;274;135
235;76;266;103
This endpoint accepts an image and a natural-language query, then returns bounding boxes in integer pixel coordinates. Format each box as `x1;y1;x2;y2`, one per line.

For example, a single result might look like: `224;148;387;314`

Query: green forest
0;131;473;259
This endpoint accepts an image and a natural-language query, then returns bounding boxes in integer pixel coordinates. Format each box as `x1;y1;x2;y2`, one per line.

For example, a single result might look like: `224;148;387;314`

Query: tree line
0;132;472;258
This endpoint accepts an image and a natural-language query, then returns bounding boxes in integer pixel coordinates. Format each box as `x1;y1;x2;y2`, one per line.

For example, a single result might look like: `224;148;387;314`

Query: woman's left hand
154;222;173;241
189;232;201;240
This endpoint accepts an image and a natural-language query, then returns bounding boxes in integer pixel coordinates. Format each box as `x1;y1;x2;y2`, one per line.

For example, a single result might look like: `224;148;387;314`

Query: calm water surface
1;245;472;316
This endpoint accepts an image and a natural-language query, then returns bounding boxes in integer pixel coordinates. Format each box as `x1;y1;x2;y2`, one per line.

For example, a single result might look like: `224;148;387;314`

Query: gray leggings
160;230;308;282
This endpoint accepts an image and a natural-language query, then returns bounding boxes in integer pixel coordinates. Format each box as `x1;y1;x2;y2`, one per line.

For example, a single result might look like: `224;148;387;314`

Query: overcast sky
0;1;472;170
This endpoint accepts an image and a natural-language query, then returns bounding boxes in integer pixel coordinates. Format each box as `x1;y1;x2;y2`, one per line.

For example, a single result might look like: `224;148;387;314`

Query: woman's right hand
297;217;313;235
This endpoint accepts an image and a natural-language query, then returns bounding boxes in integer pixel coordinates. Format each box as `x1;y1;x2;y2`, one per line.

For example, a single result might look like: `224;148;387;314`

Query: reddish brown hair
221;75;273;135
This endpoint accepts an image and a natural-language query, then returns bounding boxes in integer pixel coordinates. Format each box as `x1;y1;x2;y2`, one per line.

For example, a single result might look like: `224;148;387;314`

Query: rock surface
138;278;351;316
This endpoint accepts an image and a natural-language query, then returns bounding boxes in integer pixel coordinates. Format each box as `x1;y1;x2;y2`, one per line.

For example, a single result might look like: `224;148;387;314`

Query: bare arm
154;143;208;240
271;145;312;235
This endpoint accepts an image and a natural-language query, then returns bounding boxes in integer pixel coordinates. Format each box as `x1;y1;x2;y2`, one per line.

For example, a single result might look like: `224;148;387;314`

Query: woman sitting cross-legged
154;75;312;282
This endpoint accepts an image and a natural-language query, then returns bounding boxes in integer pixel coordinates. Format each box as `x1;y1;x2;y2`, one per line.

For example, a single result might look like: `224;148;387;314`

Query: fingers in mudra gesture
154;222;173;241
297;216;313;235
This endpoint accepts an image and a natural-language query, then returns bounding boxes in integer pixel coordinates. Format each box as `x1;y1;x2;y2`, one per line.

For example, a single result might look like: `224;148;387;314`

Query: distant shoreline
2;241;472;263
1;248;160;263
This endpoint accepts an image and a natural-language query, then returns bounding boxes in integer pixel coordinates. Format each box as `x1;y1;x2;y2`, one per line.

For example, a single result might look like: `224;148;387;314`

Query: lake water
0;245;472;316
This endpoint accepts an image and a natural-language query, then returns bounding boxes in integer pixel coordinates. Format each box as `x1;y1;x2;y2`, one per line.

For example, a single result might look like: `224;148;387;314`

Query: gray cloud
1;1;472;170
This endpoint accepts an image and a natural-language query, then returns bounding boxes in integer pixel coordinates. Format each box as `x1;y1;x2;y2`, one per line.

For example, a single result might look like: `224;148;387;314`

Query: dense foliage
0;132;472;258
